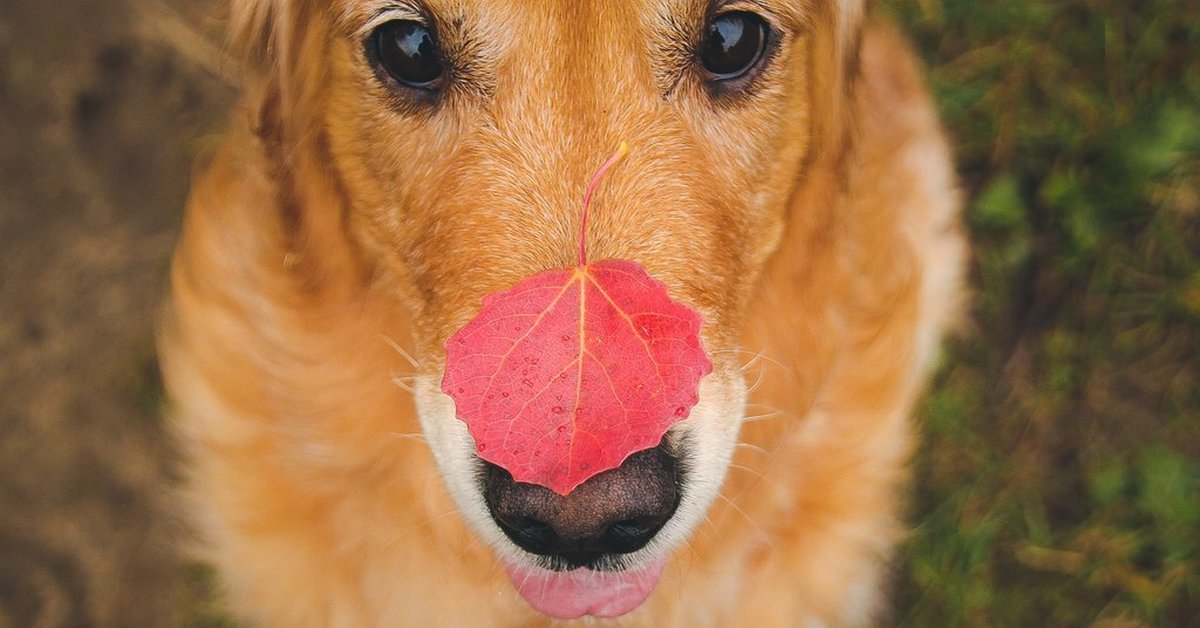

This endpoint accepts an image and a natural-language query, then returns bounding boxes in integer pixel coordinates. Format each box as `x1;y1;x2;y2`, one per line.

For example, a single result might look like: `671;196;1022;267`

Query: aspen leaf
441;144;712;495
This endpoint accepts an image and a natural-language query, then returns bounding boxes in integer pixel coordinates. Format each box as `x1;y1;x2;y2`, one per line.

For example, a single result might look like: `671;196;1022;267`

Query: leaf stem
579;141;630;266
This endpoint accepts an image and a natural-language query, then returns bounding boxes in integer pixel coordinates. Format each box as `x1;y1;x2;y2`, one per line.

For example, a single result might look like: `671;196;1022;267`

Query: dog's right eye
699;11;770;83
369;20;444;90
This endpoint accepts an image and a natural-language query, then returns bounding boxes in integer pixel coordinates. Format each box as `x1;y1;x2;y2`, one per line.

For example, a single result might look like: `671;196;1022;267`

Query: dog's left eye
369;20;444;90
699;11;770;82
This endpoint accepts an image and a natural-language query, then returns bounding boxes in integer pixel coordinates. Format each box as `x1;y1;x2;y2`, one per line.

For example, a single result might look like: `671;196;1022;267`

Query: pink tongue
505;560;665;619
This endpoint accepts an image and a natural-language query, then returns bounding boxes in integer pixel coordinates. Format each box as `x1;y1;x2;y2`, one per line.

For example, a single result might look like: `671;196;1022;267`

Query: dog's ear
777;0;866;245
808;0;867;163
227;0;327;140
228;0;292;75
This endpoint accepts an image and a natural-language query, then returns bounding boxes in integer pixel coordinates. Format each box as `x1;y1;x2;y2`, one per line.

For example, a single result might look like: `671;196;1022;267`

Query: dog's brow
345;0;426;37
717;0;810;35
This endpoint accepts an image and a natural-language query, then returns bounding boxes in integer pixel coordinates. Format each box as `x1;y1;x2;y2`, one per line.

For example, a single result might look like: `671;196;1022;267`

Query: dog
159;0;965;624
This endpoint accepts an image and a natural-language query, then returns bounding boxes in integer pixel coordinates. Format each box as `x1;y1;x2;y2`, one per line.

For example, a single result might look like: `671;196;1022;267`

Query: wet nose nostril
602;517;663;554
482;445;680;565
502;517;557;550
613;517;657;537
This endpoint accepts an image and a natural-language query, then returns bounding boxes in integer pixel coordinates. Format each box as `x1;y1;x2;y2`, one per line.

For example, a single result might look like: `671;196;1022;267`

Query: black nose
482;445;679;569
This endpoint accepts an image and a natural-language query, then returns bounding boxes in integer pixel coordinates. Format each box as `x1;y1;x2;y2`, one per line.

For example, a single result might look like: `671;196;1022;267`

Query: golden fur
159;0;965;624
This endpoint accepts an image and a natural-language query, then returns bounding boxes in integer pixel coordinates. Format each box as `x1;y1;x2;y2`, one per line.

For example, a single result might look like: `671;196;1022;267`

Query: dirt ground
0;1;233;625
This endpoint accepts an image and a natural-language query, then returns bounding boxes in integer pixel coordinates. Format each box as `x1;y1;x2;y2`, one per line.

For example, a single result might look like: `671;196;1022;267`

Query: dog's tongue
505;560;665;619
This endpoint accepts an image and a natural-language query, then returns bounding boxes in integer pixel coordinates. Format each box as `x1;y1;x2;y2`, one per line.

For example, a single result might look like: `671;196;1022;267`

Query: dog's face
242;0;861;617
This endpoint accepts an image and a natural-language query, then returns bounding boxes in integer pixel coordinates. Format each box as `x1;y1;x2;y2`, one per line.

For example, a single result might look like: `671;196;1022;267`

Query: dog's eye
370;20;444;89
699;11;769;82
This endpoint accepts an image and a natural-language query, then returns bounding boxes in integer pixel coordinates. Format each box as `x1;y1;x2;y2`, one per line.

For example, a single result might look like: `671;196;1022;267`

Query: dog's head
233;0;865;618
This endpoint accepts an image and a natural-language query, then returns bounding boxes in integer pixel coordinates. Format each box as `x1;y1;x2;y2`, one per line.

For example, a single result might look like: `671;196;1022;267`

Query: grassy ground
881;1;1200;625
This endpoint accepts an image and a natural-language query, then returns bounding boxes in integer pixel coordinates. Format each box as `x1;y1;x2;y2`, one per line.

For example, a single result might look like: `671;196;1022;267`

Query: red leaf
441;259;712;495
441;143;712;495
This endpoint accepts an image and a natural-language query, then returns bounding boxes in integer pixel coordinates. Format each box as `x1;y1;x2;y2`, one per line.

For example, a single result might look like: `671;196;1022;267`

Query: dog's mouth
502;558;666;619
480;444;680;618
413;372;744;619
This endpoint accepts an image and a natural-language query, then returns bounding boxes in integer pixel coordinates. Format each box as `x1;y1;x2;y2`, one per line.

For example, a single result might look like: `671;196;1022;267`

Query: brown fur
160;0;965;624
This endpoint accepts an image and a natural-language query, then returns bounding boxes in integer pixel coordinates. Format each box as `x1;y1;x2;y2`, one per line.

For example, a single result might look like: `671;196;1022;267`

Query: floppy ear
771;0;867;265
226;0;326;137
228;0;293;74
807;0;867;163
836;0;867;54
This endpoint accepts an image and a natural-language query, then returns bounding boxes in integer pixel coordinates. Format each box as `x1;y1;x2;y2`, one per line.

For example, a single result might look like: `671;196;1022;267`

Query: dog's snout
483;445;679;568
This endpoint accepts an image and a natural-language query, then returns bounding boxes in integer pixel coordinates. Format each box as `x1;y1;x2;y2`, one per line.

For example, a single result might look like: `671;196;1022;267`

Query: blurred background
0;0;1196;625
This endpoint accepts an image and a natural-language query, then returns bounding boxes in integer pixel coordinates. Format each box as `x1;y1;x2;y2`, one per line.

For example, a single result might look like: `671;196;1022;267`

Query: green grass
881;1;1200;624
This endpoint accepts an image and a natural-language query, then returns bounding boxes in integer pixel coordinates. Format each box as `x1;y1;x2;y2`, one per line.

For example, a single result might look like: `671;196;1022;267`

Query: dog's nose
482;445;679;568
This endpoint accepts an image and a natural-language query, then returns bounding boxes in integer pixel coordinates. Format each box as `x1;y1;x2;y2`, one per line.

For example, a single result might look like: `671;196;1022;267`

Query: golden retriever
159;0;965;624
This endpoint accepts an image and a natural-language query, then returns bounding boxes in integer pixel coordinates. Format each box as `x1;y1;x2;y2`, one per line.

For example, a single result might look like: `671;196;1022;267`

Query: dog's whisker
711;347;770;357
729;444;787;502
711;347;762;358
741;350;769;375
388;431;427;444
389;371;417;394
741;402;795;424
667;539;698;604
691;528;705;566
455;527;491;565
745;362;770;395
734;441;770;457
728;462;782;492
714;492;773;547
396;508;463;537
713;347;792;376
521;568;539;603
715;348;769;376
742;410;785;424
485;550;505;574
381;334;420;368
